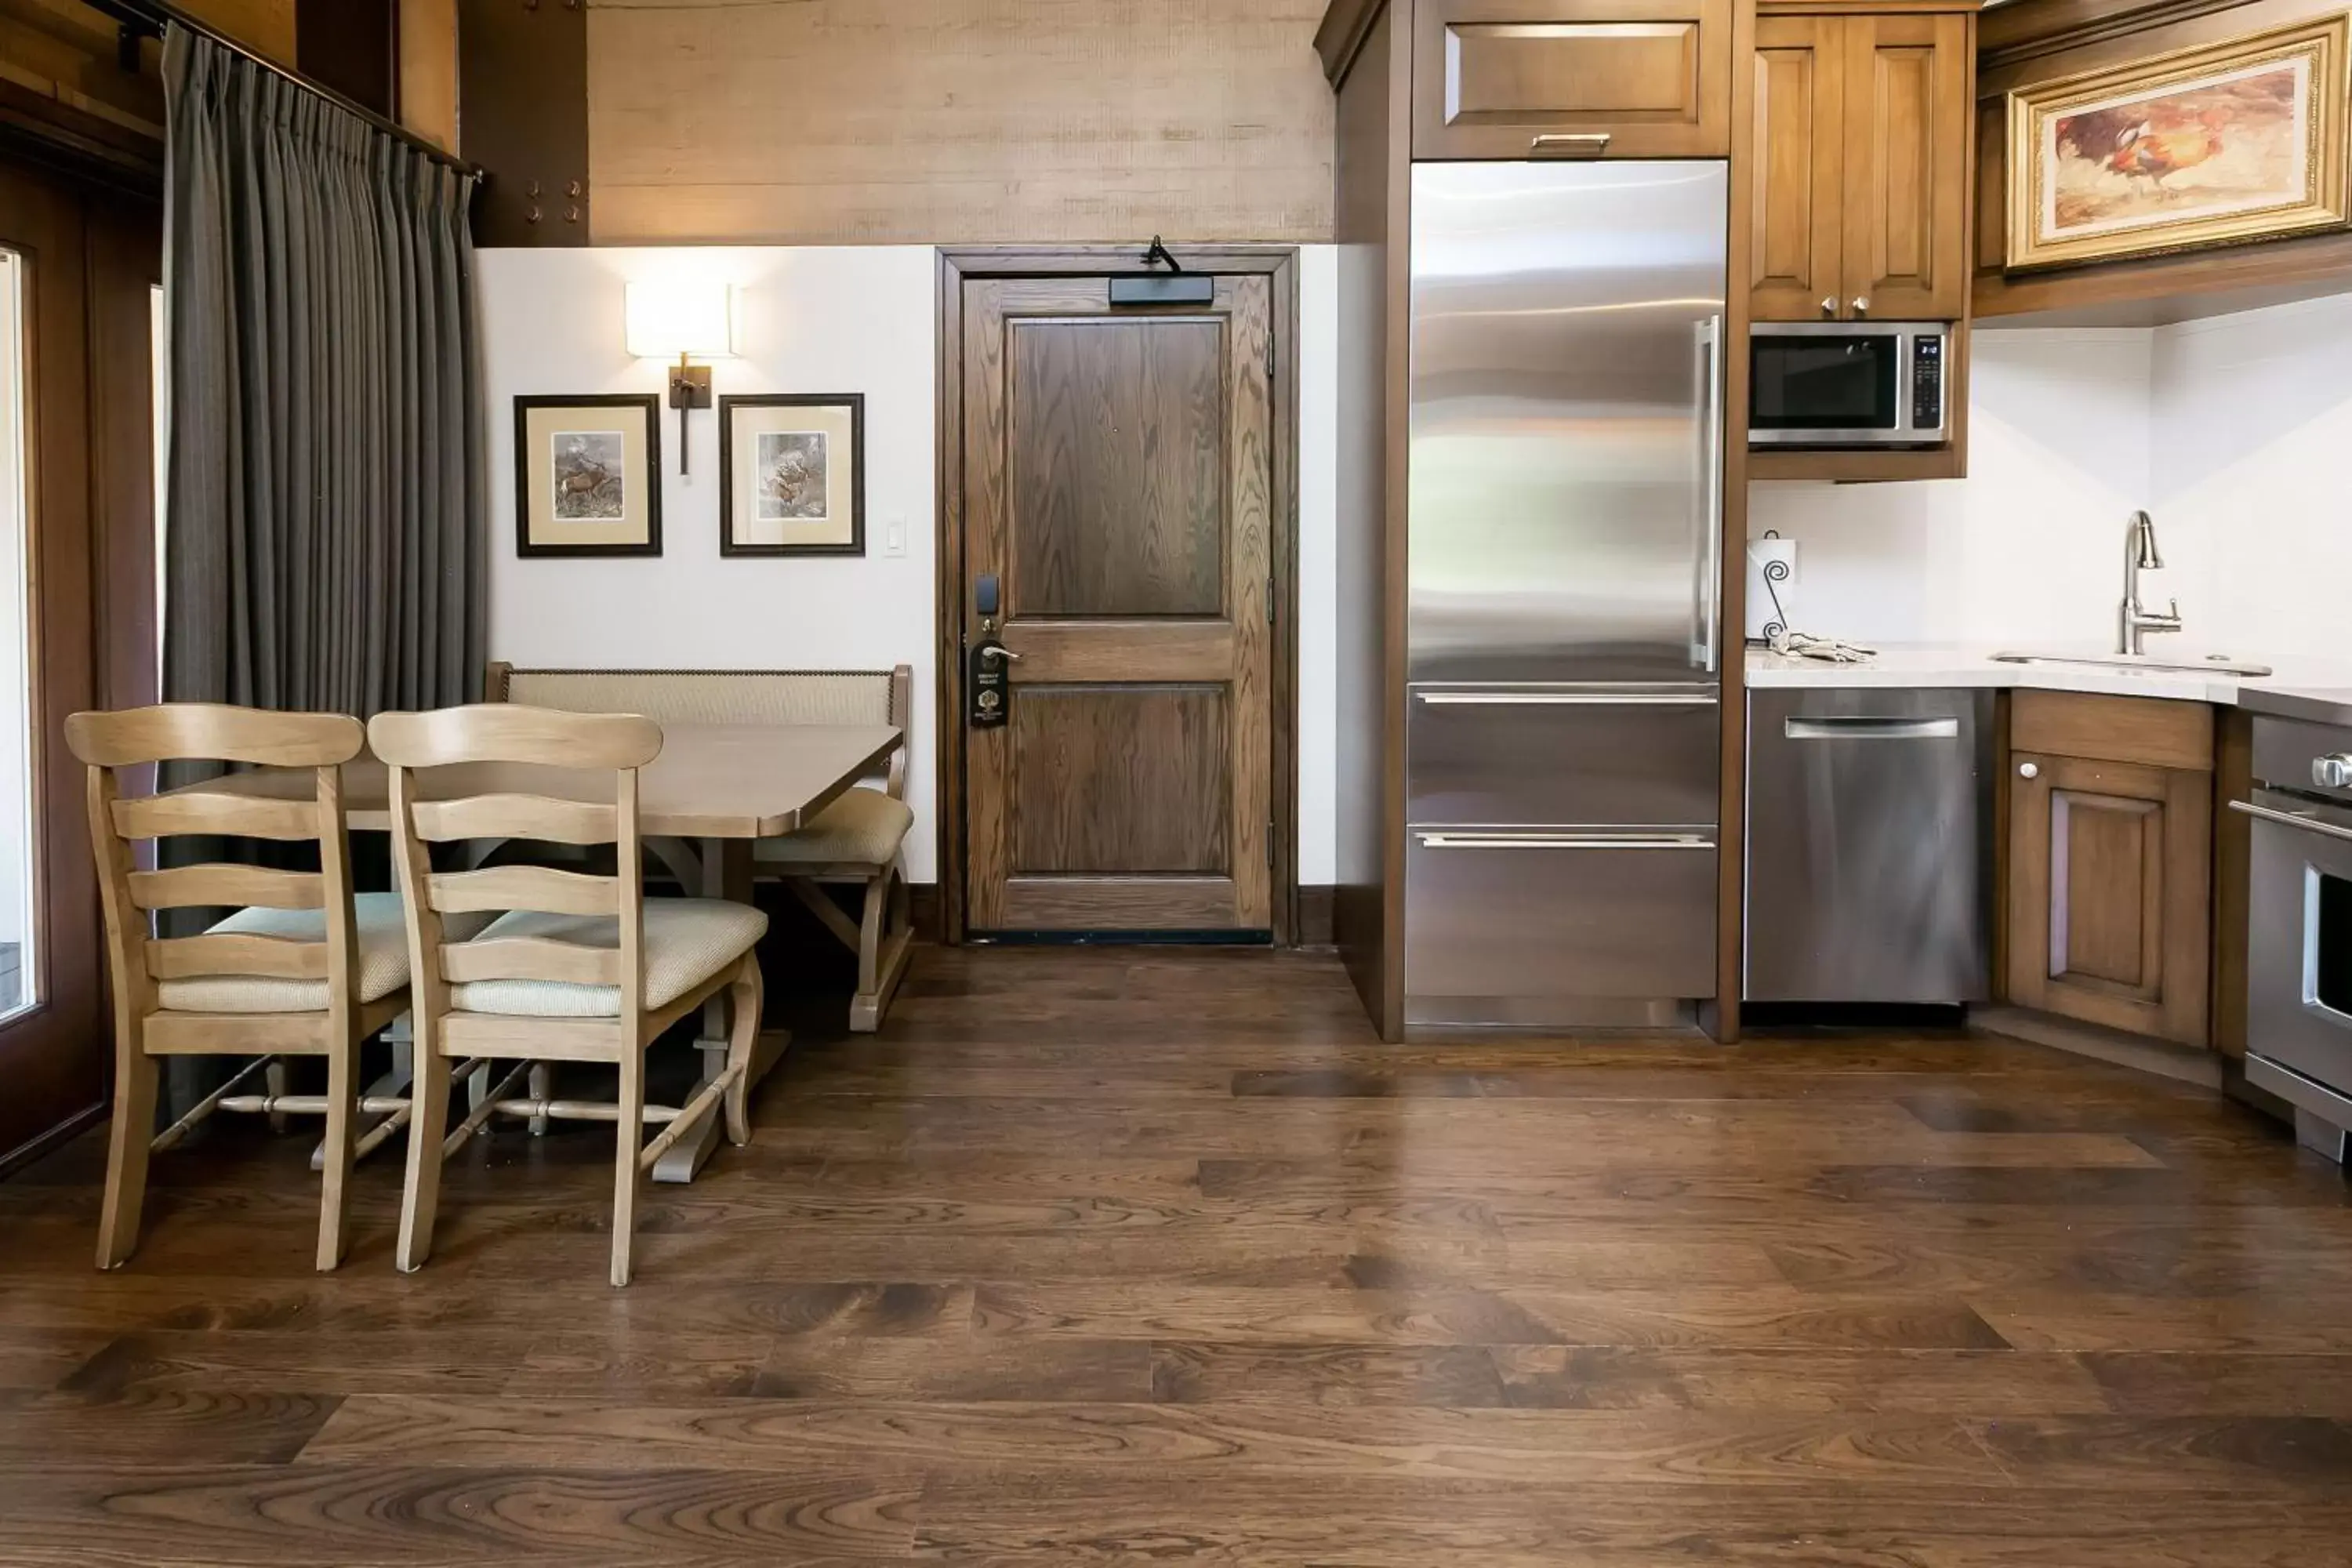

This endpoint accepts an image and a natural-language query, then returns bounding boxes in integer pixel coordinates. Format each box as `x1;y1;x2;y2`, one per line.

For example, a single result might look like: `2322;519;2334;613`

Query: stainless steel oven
2237;703;2352;1162
1748;321;1948;448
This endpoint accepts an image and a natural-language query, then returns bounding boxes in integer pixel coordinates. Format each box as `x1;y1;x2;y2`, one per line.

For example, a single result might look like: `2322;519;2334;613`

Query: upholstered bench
484;664;916;1031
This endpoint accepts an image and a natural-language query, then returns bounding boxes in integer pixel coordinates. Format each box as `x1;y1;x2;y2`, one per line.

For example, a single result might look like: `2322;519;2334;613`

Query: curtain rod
84;0;488;181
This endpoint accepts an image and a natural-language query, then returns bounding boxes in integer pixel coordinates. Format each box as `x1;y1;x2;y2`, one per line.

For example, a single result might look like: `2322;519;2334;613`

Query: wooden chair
370;704;767;1287
485;664;916;1031
66;703;398;1272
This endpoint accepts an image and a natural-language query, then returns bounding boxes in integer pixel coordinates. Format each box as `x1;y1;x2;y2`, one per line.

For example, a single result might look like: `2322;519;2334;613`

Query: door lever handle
980;646;1022;663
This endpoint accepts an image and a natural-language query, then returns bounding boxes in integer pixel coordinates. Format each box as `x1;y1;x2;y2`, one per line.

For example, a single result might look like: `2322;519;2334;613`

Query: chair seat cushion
753;786;913;868
448;898;768;1019
158;892;429;1014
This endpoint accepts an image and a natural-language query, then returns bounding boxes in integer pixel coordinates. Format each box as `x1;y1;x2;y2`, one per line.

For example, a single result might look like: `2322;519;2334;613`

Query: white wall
1752;297;2350;662
2151;293;2352;666
479;245;1343;887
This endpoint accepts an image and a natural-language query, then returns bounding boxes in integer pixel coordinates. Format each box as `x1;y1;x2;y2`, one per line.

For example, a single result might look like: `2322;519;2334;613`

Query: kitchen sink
1990;650;2274;677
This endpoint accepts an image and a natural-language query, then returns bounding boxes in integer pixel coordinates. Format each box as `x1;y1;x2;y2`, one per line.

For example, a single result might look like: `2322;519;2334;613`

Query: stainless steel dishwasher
1745;688;1994;1004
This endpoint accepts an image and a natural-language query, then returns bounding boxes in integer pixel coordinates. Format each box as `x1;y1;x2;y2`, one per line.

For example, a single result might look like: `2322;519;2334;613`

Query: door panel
964;274;1274;935
1749;15;1844;322
1008;318;1225;617
1011;686;1230;873
1841;12;1970;321
2007;751;2210;1044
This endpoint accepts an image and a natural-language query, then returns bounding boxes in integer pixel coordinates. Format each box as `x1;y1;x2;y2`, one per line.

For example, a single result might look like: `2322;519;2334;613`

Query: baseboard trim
0;1098;107;1181
1298;884;1334;947
1972;1004;2224;1090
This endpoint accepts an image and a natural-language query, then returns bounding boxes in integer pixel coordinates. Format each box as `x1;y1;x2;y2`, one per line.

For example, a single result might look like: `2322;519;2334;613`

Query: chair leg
264;1058;291;1134
611;1042;647;1288
315;1040;358;1272
397;1047;455;1274
95;1047;159;1271
850;857;916;1035
724;953;763;1147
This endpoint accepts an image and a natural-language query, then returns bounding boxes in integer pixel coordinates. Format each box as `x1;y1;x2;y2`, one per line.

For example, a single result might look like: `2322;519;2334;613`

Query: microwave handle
1695;314;1723;674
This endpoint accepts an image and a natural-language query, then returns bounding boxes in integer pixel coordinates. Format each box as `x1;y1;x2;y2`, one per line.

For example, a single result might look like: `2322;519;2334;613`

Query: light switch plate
883;514;906;557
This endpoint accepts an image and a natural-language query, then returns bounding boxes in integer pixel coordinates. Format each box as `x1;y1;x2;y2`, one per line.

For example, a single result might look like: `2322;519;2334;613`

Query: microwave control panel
1911;336;1946;433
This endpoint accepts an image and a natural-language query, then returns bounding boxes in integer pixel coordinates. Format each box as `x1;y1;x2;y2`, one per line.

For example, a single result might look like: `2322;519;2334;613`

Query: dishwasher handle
1783;716;1962;741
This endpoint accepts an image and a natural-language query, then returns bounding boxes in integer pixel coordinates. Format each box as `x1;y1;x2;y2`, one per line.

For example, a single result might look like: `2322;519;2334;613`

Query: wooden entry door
960;274;1275;937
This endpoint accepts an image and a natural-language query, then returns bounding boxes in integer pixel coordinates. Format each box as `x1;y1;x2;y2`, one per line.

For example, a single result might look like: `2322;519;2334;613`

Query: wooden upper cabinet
1840;11;1970;320
1414;0;1733;160
1748;6;1973;322
1750;15;1843;321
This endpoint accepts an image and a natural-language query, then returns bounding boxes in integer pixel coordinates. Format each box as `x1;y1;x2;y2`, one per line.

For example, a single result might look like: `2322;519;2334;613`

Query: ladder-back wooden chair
67;703;397;1272
485;663;915;1031
370;704;767;1287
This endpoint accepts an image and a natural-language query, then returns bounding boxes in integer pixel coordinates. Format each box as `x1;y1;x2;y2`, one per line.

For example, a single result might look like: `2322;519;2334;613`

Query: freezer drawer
1405;829;1718;1022
1409;686;1720;828
1744;688;1992;1004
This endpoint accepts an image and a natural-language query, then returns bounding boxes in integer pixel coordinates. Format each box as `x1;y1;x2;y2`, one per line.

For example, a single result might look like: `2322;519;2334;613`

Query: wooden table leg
654;837;789;1183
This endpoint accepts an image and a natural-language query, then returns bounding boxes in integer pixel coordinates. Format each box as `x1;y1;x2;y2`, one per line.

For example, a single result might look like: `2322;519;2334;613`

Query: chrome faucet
2118;510;2182;655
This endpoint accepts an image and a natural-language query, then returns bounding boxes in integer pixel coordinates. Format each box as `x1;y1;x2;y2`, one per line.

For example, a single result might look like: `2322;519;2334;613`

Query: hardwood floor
3;946;2350;1564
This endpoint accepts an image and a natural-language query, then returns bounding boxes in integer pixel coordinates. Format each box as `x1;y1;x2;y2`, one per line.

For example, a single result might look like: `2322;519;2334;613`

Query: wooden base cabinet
2005;693;2212;1047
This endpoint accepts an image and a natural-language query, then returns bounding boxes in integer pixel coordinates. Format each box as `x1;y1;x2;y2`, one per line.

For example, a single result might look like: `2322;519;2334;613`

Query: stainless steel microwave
1748;322;1948;447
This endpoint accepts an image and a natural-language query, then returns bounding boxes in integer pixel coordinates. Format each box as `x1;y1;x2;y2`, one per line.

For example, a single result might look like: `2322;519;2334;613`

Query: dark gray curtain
161;24;485;718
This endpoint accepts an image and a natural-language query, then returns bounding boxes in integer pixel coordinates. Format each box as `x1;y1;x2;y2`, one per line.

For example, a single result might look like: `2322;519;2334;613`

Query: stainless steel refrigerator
1404;160;1728;1029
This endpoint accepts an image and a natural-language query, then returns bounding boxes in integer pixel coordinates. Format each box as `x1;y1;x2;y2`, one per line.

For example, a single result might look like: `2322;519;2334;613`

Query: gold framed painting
2005;14;2352;271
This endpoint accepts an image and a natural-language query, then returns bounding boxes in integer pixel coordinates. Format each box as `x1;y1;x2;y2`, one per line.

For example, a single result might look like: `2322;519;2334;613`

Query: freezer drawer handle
2230;798;2352;845
1783;717;1961;741
1414;833;1713;851
1415;691;1718;707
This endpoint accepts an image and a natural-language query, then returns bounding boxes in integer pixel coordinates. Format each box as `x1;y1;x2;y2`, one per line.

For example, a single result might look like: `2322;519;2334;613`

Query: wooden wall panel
583;0;1336;245
181;0;297;64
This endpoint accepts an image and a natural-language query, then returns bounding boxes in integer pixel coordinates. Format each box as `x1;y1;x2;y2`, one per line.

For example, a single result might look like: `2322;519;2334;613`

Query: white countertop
1745;643;2352;711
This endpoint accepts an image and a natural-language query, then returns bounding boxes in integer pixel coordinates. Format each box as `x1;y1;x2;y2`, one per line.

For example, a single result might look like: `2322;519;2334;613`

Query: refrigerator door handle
1695;314;1725;675
1414;831;1715;851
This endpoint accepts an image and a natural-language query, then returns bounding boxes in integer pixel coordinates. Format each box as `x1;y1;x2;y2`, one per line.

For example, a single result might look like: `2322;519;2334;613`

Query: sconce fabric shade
625;281;739;360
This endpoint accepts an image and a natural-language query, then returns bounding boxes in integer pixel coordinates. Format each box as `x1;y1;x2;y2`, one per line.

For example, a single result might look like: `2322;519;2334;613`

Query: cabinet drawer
1413;0;1730;160
1406;829;1719;1010
1408;687;1720;827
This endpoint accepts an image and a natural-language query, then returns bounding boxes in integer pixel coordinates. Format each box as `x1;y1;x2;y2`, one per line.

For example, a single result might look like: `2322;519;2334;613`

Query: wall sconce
625;281;739;474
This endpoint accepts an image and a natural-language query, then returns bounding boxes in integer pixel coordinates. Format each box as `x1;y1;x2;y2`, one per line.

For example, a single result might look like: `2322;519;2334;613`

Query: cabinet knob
2018;761;2039;779
1852;296;1871;316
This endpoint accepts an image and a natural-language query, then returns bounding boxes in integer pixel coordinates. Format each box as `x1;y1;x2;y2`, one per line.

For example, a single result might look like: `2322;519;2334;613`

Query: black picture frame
719;393;866;558
513;393;663;558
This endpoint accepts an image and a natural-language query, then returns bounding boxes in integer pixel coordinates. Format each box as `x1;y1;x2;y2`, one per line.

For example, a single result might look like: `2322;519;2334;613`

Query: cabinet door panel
1414;0;1731;160
2007;752;2210;1044
1750;15;1844;321
1840;11;1970;321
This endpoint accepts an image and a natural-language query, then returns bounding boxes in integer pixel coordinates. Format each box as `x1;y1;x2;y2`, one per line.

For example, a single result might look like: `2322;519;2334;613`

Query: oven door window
1751;336;1898;430
2309;866;2352;1019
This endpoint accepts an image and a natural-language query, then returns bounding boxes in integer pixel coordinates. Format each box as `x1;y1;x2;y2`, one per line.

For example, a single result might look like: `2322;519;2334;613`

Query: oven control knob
2314;754;2352;789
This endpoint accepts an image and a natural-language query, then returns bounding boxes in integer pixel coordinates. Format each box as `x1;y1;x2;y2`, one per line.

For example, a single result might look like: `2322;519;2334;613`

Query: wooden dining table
191;722;904;1181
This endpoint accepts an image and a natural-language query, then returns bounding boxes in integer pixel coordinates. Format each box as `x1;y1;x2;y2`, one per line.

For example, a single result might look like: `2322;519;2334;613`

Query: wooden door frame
935;244;1303;947
0;162;160;1176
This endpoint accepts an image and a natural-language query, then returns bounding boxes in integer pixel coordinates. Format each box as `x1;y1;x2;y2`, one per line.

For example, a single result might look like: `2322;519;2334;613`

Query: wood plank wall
583;0;1337;245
